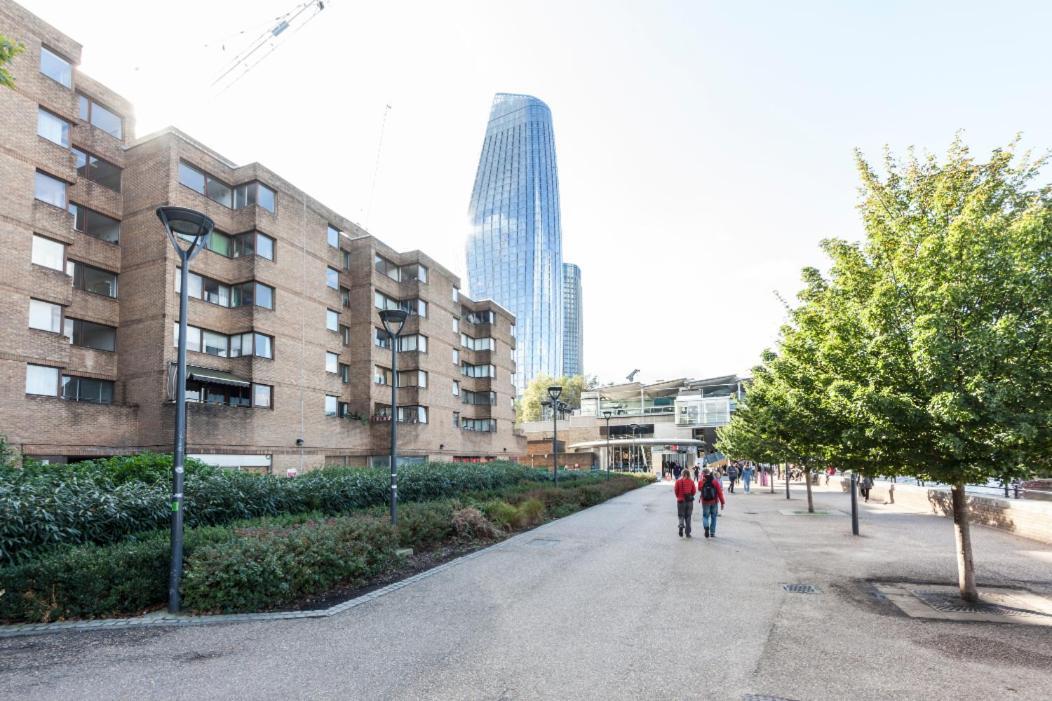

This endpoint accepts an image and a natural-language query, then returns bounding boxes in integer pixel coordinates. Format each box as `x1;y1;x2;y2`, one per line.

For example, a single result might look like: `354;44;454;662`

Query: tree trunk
805;467;814;513
951;481;978;602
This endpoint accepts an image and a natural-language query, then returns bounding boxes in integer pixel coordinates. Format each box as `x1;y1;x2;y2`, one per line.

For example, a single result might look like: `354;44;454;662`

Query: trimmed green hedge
0;457;591;562
0;475;650;622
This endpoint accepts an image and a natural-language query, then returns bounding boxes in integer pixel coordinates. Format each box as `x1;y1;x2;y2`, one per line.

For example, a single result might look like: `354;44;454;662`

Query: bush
451;507;501;541
517;498;546;526
393;501;457;550
481;501;523;531
182;517;397;614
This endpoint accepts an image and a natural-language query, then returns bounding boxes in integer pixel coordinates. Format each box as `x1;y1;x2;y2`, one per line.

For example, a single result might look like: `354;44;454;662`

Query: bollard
850;472;859;535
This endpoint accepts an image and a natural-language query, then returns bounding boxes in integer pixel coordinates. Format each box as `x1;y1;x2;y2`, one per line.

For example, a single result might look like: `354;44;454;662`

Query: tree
0;36;24;88
518;374;588;423
724;137;1052;601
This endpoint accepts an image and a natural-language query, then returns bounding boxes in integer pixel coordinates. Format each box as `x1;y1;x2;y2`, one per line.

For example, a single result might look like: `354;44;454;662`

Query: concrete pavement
1;481;1050;700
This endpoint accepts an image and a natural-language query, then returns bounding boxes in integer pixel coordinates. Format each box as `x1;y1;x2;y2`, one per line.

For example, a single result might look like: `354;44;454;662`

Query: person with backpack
742;463;754;493
674;468;697;537
699;467;726;538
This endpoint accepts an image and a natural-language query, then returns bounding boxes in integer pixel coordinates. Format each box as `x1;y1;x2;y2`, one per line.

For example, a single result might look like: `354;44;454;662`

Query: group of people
673;467;726;538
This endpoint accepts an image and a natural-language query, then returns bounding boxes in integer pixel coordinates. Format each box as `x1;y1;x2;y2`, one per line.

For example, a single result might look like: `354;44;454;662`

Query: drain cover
914;591;1052;618
782;584;819;594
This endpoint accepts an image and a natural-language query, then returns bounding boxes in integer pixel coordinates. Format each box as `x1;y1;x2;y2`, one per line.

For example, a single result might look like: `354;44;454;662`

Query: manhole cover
914;591;1052;618
782;584;819;594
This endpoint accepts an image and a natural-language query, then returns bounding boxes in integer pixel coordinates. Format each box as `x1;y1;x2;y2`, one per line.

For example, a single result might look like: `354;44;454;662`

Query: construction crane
210;0;327;95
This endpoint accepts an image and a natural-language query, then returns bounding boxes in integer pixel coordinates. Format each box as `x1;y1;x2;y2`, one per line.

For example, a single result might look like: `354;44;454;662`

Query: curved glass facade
467;93;563;394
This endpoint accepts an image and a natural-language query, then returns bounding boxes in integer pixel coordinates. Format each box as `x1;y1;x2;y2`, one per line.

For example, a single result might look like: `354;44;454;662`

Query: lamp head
547;385;563;401
156;206;214;256
378;308;409;337
602;410;612;418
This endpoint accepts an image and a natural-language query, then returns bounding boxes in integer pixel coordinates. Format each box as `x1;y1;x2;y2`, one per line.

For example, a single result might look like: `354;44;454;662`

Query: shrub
481;501;523;531
451;507;501;541
182;517;397;614
517;498;546;527
393;501;457;550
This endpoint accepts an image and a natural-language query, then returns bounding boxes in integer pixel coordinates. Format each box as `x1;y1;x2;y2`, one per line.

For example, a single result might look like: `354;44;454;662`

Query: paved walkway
1;482;1050;700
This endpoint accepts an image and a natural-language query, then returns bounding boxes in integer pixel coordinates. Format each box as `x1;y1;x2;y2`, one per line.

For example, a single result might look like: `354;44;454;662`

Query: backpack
701;477;717;501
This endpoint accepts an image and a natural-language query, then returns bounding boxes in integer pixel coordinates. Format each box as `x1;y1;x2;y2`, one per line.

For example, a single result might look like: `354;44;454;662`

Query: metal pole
168;257;190;614
552;403;558;485
850;471;859;535
390;334;398;525
605;416;611;480
785;463;790;500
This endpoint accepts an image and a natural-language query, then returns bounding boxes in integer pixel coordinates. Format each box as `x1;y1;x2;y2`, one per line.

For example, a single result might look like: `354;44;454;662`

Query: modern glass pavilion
467;93;564;394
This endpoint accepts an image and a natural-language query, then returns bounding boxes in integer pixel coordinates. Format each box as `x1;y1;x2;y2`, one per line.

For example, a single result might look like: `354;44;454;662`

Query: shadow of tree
928;491;1016;532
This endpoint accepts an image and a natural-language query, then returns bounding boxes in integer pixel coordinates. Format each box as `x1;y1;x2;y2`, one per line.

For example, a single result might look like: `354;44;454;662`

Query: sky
20;0;1052;386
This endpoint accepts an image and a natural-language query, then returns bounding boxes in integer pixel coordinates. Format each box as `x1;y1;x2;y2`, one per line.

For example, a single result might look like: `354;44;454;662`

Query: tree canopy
518;374;590;422
0;36;23;88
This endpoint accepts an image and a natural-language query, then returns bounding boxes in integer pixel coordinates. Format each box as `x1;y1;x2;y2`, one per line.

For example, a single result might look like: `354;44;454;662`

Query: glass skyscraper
467;93;563;394
562;262;583;377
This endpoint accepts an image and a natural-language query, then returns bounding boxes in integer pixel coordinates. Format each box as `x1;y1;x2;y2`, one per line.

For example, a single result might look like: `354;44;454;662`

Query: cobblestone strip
0;526;528;639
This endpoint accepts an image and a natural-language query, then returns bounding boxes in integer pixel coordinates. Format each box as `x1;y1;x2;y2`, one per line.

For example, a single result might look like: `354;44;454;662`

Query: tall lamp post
156;206;214;615
547;385;563;484
379;308;409;526
602;410;612;480
629;423;639;472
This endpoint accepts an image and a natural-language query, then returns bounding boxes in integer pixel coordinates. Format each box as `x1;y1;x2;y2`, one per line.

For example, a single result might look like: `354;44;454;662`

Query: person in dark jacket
726;463;739;493
674;469;697;537
699;468;726;538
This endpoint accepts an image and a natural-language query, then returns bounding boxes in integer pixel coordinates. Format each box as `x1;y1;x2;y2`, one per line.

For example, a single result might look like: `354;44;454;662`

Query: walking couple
675;467;726;538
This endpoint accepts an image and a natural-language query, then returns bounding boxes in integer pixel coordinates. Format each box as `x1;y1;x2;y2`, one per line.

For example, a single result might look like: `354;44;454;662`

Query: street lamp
602;410;612;480
379;308;409;526
156;206;214;615
547;385;563;484
629;423;639;472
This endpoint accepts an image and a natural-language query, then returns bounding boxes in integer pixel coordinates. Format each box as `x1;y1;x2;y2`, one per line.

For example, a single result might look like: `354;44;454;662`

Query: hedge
0;475;650;622
0;457;590;562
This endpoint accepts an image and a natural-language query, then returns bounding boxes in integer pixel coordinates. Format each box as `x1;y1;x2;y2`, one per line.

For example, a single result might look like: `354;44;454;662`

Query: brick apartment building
0;0;524;471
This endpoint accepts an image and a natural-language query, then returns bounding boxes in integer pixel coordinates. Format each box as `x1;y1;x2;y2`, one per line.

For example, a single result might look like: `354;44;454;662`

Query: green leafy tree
0;35;24;88
518;374;588;422
0;435;19;469
723;137;1052;601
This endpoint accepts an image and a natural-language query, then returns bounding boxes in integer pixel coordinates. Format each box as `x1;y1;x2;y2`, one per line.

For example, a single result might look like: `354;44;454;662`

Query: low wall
841;479;1052;545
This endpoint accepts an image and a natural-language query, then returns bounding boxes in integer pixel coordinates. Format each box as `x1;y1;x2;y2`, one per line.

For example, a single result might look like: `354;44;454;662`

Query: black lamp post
379;308;409;526
602;410;612;480
547;385;563;484
629;423;639;471
156;206;214;615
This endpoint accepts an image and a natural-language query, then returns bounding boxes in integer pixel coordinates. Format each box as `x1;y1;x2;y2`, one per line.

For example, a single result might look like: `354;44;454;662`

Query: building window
453;317;459;333
253;232;275;260
462;389;497;406
373;291;425;317
31;235;65;271
39;46;72;88
325;352;339;374
398;370;427;388
461;333;495;351
233;281;274;309
253;384;272;408
73;148;121;192
342;249;351;271
339;363;350;384
64;318;116;351
374;327;391;349
69;203;119;243
185;379;250;407
174;325;272;359
340;324;351;346
26;364;59;396
452;380;460;397
201;230;274;261
326;267;339;289
324;395;338;417
77;94;123;139
326;309;339;332
396;405;428;424
34;171;67;208
453;349;460;366
37;108;71;147
68;260;117;298
374;254;400;281
461;362;496;378
373;365;392;385
234;182;276;213
452;288;459;302
327;225;340;248
253;333;274;359
340;287;350;308
396;334;427;353
203;330;227;357
453;411;460;427
178;161;206;193
461;418;497;432
465;310;495;325
29;299;62;332
61;375;114;404
373;255;427;284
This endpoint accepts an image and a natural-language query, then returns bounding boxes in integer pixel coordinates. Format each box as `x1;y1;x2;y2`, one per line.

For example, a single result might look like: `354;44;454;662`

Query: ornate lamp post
379;308;409;525
156;206;214;615
547;385;563;484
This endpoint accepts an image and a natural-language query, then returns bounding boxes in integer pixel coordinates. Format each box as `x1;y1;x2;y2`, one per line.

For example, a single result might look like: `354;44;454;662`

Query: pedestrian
742;463;753;493
674;467;697;538
727;463;739;493
673;463;682;480
699;467;726;538
861;475;874;503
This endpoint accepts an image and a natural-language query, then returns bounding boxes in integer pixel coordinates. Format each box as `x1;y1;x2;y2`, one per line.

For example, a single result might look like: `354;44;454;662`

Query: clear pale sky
21;0;1052;385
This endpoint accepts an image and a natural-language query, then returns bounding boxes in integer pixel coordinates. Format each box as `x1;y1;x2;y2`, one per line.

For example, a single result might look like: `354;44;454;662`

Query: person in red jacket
674;469;697;537
699;467;726;538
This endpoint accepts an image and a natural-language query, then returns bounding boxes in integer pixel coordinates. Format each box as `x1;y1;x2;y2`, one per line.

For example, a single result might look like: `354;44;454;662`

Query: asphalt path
2;481;1050;700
